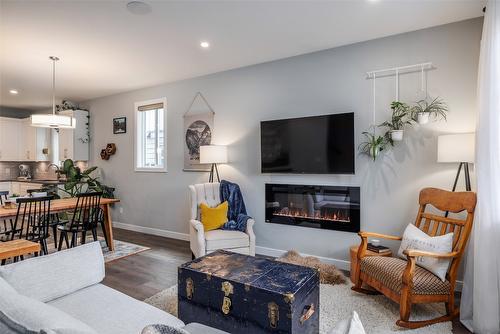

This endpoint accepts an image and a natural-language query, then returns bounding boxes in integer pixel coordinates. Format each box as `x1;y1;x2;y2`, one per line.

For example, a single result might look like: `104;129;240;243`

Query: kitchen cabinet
36;128;51;161
58;110;89;161
0;117;51;162
10;182;21;195
0;182;10;193
0;117;21;161
0;182;50;196
18;119;36;161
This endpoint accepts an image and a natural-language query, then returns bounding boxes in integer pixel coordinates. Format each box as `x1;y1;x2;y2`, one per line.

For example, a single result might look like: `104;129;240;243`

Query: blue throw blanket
220;180;251;232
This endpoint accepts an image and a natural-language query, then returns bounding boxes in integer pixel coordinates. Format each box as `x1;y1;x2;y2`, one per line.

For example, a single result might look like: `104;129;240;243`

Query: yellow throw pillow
200;201;228;231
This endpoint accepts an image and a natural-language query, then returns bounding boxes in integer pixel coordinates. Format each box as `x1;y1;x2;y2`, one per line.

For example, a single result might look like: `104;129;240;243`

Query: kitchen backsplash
0;161;88;180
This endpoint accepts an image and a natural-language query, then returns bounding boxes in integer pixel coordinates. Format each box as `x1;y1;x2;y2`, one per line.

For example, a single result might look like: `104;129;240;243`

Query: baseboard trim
112;221;189;241
255;245;351;271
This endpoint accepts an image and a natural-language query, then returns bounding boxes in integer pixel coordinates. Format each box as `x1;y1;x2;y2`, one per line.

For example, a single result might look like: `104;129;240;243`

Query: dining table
0;197;120;251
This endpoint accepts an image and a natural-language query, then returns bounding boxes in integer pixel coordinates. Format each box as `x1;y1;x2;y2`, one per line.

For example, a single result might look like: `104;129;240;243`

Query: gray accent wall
85;18;482;266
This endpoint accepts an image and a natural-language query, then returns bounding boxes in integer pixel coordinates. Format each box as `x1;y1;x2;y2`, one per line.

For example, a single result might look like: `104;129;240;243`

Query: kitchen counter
0;179;66;185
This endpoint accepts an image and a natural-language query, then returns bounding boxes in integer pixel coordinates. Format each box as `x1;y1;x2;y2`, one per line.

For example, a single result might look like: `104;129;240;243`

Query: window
134;98;167;172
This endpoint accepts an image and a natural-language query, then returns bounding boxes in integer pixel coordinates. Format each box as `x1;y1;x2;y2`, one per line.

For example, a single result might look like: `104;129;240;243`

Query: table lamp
437;133;475;192
200;145;228;183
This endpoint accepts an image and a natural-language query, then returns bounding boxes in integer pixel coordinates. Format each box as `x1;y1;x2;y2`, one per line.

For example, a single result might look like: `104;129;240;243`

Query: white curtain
460;1;500;333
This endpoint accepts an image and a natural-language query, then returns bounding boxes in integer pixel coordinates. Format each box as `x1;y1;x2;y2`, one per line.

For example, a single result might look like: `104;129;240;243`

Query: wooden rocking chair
352;188;476;329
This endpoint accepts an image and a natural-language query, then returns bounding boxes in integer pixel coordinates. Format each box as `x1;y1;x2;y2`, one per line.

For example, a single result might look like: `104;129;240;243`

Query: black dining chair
12;196;53;255
26;188;67;249
58;192;103;250
0;191;17;242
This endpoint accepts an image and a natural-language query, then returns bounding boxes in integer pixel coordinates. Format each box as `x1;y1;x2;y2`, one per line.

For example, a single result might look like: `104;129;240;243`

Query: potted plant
59;159;115;198
379;101;412;144
411;97;448;125
359;131;386;161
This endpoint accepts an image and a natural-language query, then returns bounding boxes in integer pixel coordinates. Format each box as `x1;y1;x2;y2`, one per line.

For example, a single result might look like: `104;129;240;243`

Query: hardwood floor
103;228;471;333
102;228;190;300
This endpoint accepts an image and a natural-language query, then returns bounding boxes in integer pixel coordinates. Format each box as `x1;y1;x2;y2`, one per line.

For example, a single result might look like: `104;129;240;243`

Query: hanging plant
411;97;448;125
379;101;413;145
359;130;387;161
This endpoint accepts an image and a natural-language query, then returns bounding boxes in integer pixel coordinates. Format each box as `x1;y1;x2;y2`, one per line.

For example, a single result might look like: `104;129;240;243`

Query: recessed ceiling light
200;41;210;48
126;1;152;15
9;89;18;95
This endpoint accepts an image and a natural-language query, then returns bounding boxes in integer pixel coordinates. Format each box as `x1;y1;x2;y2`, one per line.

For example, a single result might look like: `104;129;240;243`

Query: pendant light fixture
31;56;76;129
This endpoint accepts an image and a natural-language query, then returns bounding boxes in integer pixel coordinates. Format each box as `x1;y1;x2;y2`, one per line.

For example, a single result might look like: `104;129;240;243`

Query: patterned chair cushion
360;256;451;295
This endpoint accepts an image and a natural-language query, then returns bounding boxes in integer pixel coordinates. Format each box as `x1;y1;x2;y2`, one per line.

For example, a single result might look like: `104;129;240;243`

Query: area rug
98;239;150;263
4;237;150;264
46;236;150;262
277;250;346;285
46;236;150;263
144;284;452;334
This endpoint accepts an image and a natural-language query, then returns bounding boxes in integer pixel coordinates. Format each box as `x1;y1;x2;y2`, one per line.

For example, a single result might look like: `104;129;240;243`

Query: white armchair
188;182;256;259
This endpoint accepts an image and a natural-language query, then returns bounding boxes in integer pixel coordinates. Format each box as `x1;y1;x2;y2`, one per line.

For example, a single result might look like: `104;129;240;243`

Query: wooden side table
0;240;40;265
349;245;392;284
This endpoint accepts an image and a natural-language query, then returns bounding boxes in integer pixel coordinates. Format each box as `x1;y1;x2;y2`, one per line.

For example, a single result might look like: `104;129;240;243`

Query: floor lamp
200;145;228;183
437;133;475;216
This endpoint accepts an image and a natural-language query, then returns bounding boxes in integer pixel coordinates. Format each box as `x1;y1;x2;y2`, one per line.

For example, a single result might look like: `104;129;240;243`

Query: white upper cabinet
36;127;51;161
0;117;21;161
58;110;89;161
18;119;36;161
0;117;51;162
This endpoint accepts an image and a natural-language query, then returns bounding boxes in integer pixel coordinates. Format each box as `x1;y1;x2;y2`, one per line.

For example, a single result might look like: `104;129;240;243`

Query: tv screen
260;113;354;174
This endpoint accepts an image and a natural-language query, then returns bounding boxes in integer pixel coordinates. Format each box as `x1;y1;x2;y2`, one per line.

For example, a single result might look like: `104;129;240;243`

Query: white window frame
134;97;167;172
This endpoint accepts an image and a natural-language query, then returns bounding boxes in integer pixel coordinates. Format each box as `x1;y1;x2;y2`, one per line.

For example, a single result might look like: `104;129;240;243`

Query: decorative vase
417;112;430;125
390;130;404;141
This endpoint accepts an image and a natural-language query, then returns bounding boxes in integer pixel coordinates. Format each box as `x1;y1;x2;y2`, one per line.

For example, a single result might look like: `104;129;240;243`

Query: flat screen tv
260;112;354;174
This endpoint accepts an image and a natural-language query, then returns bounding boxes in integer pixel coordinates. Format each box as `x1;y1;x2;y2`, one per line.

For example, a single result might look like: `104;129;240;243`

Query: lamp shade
437;133;475;163
200;145;228;164
30;114;76;129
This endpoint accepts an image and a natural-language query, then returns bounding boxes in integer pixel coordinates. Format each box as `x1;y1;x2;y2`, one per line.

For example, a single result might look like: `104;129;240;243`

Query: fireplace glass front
265;183;360;232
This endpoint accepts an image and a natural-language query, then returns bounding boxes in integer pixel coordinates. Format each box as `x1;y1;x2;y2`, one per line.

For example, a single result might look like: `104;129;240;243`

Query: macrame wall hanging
183;92;215;171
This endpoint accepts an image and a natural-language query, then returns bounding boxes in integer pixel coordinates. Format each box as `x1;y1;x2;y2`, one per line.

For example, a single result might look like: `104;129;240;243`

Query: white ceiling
0;0;484;111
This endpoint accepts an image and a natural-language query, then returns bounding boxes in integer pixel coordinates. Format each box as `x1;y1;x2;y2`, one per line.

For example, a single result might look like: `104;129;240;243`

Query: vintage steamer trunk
178;250;319;334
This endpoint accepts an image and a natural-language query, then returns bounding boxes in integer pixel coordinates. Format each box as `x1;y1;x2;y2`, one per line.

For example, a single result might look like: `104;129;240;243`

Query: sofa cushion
0;276;97;334
0;276;16;294
0;242;105;302
48;284;185;334
204;230;249;250
360;256;451;295
328;311;366;334
142;324;189;334
142;323;229;334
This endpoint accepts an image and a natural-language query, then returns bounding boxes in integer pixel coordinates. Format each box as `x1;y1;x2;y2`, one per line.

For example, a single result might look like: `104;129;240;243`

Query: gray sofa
0;242;226;334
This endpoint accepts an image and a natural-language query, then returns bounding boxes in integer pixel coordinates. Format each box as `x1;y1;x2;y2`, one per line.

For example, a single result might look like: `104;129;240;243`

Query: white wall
85;18;482;268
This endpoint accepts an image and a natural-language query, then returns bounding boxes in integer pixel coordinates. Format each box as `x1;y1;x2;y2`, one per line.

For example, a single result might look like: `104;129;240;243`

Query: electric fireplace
265;183;360;233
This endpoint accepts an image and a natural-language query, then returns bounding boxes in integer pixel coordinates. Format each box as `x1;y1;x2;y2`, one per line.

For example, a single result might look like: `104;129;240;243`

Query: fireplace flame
273;207;350;223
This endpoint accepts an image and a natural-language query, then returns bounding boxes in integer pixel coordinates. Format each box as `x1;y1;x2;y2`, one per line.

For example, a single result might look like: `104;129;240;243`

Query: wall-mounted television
260;112;354;174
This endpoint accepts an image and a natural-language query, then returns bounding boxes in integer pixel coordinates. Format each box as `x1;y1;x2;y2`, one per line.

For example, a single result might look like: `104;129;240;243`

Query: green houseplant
411;97;448;125
359;131;387;161
59;159;115;198
379;101;413;145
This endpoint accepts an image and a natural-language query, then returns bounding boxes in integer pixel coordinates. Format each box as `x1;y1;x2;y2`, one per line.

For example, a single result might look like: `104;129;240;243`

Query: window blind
138;102;164;111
